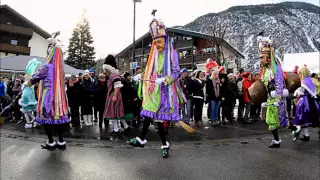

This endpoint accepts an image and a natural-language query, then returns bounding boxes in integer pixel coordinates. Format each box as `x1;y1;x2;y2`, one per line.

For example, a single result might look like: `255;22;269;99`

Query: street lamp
132;0;142;74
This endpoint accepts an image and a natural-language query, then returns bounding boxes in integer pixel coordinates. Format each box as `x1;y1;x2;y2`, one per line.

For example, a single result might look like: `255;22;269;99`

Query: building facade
115;28;244;73
0;5;51;58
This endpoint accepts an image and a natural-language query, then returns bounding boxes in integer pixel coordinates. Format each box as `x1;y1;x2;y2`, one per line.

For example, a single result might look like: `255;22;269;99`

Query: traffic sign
130;62;138;69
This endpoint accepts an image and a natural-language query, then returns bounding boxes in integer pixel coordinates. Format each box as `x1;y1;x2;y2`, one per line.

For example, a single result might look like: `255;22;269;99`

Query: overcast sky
1;0;319;59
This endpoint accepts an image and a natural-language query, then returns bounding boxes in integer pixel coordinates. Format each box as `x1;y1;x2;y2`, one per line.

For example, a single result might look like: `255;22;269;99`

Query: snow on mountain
180;1;320;71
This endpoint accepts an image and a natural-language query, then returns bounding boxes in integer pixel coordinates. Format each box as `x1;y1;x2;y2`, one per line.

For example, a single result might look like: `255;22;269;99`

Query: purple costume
30;64;70;125
140;38;182;122
294;77;320;127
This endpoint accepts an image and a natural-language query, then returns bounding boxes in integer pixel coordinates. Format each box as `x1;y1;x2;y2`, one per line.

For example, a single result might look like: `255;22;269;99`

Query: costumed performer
292;66;320;141
19;58;42;129
129;14;185;158
103;55;129;134
257;33;291;148
27;37;70;150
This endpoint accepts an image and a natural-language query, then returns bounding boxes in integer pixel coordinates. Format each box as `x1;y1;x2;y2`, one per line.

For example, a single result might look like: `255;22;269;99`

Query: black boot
161;142;170;158
299;135;310;142
129;137;146;148
292;127;301;142
268;140;281;148
55;141;66;150
41;141;56;150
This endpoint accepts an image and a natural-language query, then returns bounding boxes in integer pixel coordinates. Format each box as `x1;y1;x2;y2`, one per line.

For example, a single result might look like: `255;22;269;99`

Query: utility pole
132;0;142;74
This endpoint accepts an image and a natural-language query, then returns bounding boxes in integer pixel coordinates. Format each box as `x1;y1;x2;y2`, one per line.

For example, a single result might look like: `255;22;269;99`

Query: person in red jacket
242;72;252;123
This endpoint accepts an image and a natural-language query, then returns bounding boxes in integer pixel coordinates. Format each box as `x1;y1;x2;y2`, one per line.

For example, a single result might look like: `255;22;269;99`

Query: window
7;22;11;25
11;40;18;45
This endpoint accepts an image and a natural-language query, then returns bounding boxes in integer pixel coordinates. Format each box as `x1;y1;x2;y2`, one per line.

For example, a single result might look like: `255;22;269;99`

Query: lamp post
132;0;141;74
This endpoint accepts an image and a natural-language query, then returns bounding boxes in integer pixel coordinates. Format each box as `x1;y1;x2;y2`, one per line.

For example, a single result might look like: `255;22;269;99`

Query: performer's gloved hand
273;102;280;107
133;74;141;82
155;78;165;84
261;102;267;108
164;76;174;86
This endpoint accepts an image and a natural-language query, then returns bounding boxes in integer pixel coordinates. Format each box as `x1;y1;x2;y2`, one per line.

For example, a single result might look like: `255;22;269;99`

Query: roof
0;4;51;39
115;27;245;59
0;55;84;75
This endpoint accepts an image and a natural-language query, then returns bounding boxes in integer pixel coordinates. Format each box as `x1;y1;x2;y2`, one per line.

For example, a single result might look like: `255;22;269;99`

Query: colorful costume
103;55;129;133
257;34;289;148
19;59;42;128
28;37;70;150
139;27;183;122
129;14;185;158
292;66;320;141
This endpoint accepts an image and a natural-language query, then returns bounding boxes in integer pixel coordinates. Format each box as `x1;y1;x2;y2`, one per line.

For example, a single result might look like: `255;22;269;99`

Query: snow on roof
283;52;320;74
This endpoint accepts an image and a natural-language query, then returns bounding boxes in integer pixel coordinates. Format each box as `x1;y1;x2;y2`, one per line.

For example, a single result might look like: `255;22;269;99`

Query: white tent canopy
283;52;320;74
0;55;84;75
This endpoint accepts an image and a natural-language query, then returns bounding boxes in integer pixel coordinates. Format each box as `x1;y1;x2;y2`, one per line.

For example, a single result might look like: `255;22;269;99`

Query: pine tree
66;10;96;70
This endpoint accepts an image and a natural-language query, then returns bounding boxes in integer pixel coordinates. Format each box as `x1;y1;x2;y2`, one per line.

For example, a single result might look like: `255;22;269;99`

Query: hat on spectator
181;68;188;73
242;72;251;78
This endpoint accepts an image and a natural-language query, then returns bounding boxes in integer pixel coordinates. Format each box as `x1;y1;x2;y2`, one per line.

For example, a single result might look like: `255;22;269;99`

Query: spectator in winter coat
6;78;14;97
180;68;192;124
242;72;253;123
12;79;22;121
222;73;238;124
237;68;245;122
94;73;108;128
132;67;142;127
81;73;95;126
121;72;136;124
67;75;83;127
190;71;205;127
206;70;222;126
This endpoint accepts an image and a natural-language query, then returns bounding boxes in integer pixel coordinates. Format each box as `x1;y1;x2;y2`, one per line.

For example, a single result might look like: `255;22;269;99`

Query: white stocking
28;112;35;121
113;121;119;132
120;120;129;129
303;128;309;137
24;112;31;123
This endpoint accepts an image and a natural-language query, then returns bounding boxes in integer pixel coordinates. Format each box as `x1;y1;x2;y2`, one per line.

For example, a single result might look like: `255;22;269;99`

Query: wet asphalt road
1;133;320;180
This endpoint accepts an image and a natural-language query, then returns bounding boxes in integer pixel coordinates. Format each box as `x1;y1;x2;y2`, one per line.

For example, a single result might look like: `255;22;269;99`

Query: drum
285;73;301;93
248;80;267;105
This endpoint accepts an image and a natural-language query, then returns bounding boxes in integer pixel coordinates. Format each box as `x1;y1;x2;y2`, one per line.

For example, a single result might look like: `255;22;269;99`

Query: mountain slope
181;1;320;71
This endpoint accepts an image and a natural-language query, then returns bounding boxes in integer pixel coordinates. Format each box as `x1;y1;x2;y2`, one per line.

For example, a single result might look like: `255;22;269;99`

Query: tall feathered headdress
257;32;284;79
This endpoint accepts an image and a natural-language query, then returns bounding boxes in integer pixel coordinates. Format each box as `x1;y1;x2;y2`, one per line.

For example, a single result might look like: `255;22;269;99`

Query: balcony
179;53;215;64
175;40;193;50
0;24;33;37
134;48;150;57
0;43;30;55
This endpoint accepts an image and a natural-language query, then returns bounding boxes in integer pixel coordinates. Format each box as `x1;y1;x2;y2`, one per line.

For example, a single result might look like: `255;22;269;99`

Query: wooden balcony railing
175;40;193;50
179;53;215;64
0;24;33;37
134;48;151;57
0;43;30;55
